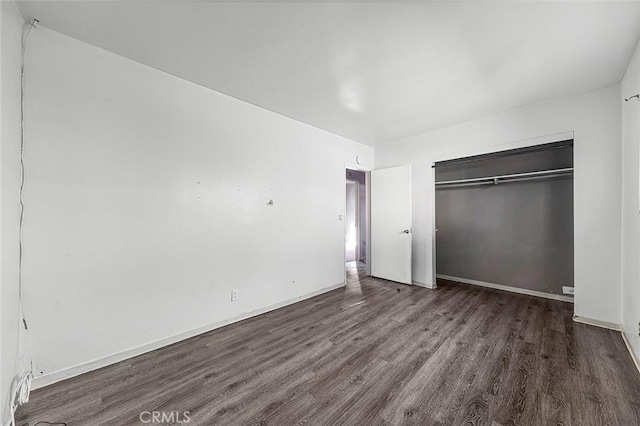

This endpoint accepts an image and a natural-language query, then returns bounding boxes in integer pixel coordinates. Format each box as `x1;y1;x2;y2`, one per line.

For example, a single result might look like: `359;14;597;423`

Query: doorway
345;181;359;262
345;169;368;269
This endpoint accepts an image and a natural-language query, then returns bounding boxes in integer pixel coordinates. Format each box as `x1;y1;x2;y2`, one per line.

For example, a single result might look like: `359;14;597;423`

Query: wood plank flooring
16;264;640;425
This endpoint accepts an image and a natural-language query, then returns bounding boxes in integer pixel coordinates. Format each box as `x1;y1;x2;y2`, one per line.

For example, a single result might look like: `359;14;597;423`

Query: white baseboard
622;331;640;374
32;281;345;390
572;315;622;331
412;280;436;289
571;318;639;375
435;274;574;303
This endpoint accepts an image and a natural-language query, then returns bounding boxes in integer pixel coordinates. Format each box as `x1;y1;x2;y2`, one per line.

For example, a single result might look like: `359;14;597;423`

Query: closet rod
437;173;572;189
435;167;573;186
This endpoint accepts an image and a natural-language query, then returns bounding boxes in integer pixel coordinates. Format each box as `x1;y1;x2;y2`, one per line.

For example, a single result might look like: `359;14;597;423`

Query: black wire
22;421;67;426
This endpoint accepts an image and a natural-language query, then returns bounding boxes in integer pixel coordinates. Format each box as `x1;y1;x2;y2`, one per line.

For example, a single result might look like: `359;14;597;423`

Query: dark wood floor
16;264;640;425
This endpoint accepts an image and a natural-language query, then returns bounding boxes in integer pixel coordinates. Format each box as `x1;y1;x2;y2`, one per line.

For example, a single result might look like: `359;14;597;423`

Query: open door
371;165;412;284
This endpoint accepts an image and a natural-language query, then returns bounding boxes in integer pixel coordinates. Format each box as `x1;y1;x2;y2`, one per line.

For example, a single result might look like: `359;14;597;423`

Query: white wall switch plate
231;289;239;301
562;286;575;295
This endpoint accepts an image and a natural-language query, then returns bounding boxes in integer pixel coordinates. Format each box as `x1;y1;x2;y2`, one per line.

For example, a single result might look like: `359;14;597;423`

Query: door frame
345;179;360;262
345;164;372;279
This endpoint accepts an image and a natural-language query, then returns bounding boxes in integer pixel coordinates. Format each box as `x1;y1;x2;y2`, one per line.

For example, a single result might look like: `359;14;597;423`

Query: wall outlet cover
231;289;239;301
562;286;575;295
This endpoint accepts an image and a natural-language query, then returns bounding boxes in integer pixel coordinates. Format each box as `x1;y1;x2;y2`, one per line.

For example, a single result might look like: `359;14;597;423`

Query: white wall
1;0;26;423
376;85;623;325
22;27;373;382
621;40;640;362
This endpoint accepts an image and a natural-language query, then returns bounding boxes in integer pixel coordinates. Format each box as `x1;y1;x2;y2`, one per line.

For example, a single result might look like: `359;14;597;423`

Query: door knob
402;229;411;234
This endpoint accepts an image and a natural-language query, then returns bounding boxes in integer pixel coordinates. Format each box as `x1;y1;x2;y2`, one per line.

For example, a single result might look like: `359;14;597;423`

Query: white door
371;165;412;284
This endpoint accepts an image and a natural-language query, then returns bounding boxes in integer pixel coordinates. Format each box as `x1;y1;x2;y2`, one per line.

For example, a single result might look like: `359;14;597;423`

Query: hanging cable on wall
10;17;39;426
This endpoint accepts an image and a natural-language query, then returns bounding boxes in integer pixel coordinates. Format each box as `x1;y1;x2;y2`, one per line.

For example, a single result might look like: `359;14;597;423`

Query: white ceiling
16;1;640;146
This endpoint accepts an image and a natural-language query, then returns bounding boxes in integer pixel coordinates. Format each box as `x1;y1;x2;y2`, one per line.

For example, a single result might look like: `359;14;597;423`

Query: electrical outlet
562;286;575;296
638;321;640;337
231;289;239;302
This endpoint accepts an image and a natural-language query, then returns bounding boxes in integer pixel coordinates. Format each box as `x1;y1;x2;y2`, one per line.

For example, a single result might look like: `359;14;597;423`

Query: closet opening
434;140;575;302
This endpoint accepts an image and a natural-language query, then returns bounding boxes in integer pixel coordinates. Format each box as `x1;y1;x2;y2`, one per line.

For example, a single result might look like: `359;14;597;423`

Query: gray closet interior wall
435;141;574;296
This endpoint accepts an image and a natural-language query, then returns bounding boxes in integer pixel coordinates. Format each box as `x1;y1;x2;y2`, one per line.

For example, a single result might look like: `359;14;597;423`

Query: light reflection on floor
345;260;366;296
